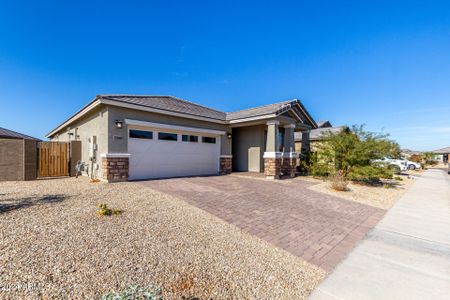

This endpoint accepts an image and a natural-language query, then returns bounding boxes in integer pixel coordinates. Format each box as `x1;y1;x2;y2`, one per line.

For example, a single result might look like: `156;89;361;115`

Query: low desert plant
97;203;123;216
101;284;162;300
329;172;349;191
394;176;403;181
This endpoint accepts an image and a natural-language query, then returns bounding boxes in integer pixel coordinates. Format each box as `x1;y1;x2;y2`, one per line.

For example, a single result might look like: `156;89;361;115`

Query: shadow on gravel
0;194;67;214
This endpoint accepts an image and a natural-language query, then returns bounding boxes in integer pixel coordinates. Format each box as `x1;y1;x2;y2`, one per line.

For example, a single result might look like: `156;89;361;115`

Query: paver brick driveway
139;175;385;271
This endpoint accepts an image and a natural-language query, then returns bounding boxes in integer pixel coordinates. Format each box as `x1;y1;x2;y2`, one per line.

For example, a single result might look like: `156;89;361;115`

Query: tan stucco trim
100;153;131;158
263;151;283;158
124;119;226;135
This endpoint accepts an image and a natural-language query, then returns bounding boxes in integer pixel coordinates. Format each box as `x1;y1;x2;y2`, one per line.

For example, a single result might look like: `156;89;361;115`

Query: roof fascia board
293;101;317;129
46;98;101;137
227;113;277;124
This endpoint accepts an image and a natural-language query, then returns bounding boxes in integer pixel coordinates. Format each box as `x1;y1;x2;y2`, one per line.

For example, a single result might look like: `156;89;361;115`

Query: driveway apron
139;175;385;271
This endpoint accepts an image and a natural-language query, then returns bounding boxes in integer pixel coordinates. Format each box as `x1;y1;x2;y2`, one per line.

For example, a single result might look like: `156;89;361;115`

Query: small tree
309;125;400;182
421;152;437;169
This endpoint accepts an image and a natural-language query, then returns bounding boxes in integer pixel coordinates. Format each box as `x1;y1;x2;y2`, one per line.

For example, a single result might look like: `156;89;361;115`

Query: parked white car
373;157;408;174
406;160;421;170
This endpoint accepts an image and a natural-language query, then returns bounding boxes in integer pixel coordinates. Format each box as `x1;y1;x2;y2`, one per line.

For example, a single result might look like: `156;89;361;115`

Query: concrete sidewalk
309;169;450;300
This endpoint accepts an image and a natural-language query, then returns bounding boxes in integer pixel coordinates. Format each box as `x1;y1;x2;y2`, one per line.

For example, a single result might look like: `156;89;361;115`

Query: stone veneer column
101;153;130;182
219;155;232;175
283;152;297;178
264;154;282;179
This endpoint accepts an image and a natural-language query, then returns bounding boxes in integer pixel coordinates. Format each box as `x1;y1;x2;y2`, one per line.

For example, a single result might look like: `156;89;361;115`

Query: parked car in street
406;160;421;170
373;157;408;174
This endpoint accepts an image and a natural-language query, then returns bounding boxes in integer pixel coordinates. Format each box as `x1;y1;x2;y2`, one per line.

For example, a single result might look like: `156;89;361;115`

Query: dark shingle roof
226;100;296;121
0;127;40;140
47;95;317;137
295;126;346;141
99;95;227;121
316;120;332;128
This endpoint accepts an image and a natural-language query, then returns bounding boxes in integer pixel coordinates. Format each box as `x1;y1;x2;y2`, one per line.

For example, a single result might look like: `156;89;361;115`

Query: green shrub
394;176;403;181
101;284;162;300
97;203;123;216
306;125;400;183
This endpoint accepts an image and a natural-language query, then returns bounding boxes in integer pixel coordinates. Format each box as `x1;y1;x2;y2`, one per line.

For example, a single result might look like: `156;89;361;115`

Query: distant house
294;120;346;155
432;147;450;164
0;127;40;181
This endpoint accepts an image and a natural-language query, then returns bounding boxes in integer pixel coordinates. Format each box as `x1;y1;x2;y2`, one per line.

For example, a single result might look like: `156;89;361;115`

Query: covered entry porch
228;100;315;179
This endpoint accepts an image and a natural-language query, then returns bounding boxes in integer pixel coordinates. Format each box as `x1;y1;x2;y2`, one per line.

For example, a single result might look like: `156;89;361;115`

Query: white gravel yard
0;177;325;299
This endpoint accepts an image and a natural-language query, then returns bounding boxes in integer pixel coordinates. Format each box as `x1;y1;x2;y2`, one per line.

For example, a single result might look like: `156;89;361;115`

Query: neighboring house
46;95;317;181
0;127;40;181
401;148;422;159
432;147;450;164
294;120;346;154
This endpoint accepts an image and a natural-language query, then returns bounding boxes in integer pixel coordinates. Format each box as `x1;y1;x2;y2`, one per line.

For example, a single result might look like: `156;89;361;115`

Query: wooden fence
38;142;69;177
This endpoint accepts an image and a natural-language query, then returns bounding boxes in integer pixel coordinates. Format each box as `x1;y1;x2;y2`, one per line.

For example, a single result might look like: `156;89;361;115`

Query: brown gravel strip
0;177;325;299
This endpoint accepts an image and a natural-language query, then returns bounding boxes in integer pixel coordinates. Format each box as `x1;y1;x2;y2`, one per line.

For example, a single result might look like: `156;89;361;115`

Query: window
158;132;177;141
202;136;216;144
129;129;153;139
182;134;198;142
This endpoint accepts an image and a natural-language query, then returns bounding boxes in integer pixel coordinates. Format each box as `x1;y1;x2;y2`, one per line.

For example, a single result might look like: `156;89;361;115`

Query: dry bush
329;173;349;191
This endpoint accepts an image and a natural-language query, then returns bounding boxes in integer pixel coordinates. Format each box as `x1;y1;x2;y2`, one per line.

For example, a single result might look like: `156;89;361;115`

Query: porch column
263;120;282;179
282;124;297;178
283;124;295;153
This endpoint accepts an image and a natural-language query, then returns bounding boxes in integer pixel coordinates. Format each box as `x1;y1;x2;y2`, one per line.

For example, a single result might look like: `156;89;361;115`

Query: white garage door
128;126;221;180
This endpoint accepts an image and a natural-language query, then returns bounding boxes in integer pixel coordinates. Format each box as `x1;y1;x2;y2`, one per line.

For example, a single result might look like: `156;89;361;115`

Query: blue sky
0;0;449;150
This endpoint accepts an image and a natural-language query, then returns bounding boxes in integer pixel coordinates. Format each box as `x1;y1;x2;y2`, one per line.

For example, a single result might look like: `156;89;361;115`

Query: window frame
129;129;153;139
158;132;178;141
182;134;199;143
201;136;216;144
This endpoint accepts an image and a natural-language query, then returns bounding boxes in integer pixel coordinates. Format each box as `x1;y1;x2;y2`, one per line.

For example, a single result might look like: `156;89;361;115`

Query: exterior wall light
227;133;232;139
115;120;123;129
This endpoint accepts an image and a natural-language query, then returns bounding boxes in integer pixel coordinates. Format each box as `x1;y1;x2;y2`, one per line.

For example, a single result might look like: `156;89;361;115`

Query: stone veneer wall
102;156;129;182
264;158;282;179
220;157;232;175
281;157;297;178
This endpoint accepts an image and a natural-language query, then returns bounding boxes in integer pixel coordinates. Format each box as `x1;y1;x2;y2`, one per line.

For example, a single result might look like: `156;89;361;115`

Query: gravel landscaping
0;177;325;299
302;174;415;210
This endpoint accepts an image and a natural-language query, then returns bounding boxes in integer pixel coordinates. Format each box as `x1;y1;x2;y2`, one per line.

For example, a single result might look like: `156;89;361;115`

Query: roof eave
45;96;101;138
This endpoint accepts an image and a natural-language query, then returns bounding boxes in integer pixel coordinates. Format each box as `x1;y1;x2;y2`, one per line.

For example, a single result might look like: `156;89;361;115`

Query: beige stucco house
46;95;317;181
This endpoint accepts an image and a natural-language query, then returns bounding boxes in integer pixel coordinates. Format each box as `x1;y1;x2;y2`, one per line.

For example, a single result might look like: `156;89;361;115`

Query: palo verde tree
309;125;401;181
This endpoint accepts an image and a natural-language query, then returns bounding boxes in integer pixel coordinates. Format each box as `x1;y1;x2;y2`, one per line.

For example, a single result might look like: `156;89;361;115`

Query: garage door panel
128;131;220;180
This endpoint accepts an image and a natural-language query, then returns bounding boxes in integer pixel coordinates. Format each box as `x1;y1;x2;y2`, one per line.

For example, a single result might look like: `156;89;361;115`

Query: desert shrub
97;203;123;216
394;176;403;181
307;125;400;182
329;172;349;191
409;154;422;163
307;152;333;177
101;284;162;300
420;152;438;169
